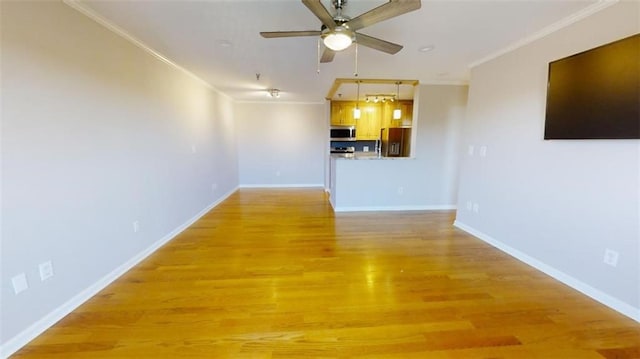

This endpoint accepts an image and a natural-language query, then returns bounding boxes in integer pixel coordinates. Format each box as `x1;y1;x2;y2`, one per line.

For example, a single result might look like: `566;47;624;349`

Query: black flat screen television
544;33;639;140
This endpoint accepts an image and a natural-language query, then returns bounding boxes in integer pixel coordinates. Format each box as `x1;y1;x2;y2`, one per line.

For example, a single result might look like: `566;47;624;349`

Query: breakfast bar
329;153;416;211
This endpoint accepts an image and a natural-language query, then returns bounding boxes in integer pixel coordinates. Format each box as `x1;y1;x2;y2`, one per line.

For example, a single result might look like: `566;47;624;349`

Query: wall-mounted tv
544;33;639;140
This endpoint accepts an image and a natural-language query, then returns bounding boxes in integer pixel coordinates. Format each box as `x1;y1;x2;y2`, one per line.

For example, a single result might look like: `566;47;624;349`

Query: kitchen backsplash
330;140;377;152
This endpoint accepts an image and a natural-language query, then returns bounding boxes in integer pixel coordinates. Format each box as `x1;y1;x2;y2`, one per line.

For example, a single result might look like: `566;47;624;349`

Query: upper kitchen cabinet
327;79;418;130
382;100;413;128
331;101;357;126
355;104;382;140
399;101;413;127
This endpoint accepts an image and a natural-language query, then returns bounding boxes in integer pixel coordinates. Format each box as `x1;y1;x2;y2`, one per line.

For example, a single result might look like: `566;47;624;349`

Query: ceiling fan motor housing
333;0;347;10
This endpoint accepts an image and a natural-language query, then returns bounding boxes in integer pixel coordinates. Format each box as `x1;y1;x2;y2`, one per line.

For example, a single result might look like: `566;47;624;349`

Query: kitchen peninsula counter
330;152;414;160
329;153;418;212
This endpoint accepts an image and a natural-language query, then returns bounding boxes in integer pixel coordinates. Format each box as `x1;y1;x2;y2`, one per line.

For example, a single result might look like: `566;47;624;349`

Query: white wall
455;1;639;319
235;102;327;187
0;1;238;353
332;85;468;211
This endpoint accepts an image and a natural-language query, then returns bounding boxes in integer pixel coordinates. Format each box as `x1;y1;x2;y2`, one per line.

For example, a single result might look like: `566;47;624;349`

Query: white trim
0;187;238;359
238;184;324;189
333;205;456;212
419;80;469;86
62;0;232;102
469;0;619;69
453;220;640;323
235;100;326;105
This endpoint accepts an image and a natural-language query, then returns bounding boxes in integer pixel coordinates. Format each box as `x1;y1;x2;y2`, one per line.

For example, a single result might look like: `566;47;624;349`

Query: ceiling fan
260;0;421;63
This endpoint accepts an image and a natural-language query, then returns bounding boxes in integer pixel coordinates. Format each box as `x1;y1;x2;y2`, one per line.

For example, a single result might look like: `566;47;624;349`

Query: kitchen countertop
331;152;413;160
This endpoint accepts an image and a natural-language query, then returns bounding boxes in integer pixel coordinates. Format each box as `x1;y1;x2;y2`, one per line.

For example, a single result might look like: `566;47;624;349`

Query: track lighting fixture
268;89;280;98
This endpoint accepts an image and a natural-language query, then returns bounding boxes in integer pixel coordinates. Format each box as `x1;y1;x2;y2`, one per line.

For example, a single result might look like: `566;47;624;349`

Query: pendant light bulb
393;82;402;120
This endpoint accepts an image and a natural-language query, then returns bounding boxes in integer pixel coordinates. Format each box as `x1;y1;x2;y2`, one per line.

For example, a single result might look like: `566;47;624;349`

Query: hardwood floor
12;189;640;358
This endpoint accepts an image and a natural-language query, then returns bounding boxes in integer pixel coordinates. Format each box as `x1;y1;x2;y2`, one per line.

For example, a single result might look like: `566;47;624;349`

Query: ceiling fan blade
301;0;336;29
260;30;321;38
355;33;403;54
347;0;421;31
320;48;336;63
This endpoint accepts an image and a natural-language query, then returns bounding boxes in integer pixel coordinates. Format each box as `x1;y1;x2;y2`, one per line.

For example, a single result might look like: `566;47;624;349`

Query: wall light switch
480;146;487;157
468;145;475;156
12;273;28;294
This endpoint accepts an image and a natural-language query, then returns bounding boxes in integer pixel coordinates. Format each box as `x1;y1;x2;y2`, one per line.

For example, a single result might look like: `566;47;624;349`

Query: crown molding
63;0;232;101
469;0;619;69
235;100;326;105
420;80;469;86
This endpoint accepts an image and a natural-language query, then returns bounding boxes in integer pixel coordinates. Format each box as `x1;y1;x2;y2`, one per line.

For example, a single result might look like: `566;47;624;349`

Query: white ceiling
78;0;597;103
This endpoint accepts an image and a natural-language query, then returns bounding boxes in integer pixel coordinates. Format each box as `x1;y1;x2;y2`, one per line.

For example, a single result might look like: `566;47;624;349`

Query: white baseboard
238;184;324;188
0;187;238;359
334;204;456;212
453;220;640;323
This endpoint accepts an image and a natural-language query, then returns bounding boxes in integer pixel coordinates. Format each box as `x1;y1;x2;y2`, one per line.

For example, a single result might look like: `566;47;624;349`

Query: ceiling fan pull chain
354;42;358;77
317;38;321;74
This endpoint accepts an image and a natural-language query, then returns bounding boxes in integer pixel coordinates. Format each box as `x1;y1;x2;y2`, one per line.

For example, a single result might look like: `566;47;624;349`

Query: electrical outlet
466;201;473;211
133;220;140;233
468;145;475;156
397;186;404;195
472;203;479;213
39;261;54;281
603;249;619;267
11;273;28;294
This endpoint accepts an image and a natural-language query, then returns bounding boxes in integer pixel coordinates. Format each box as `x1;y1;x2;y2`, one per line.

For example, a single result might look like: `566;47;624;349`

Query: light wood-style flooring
12;189;640;358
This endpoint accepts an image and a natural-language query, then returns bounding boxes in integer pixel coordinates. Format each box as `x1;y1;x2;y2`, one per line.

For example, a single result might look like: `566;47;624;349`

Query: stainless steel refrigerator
380;128;411;157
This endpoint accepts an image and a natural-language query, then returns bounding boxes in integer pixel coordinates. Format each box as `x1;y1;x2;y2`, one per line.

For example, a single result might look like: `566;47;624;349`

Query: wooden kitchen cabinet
332;100;403;139
356;104;382;140
330;101;357;126
399;101;413;126
382;100;413;128
381;102;393;129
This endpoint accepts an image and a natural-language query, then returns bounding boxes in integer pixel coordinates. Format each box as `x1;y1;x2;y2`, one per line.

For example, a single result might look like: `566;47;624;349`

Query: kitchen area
329;78;417;159
326;78;420;210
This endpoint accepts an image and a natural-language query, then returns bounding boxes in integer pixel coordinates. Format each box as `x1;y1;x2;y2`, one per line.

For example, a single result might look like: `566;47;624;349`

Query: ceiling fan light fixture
322;26;354;52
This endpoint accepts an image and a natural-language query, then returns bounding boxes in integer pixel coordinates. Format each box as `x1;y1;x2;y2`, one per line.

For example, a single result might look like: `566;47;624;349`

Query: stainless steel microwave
330;126;356;141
